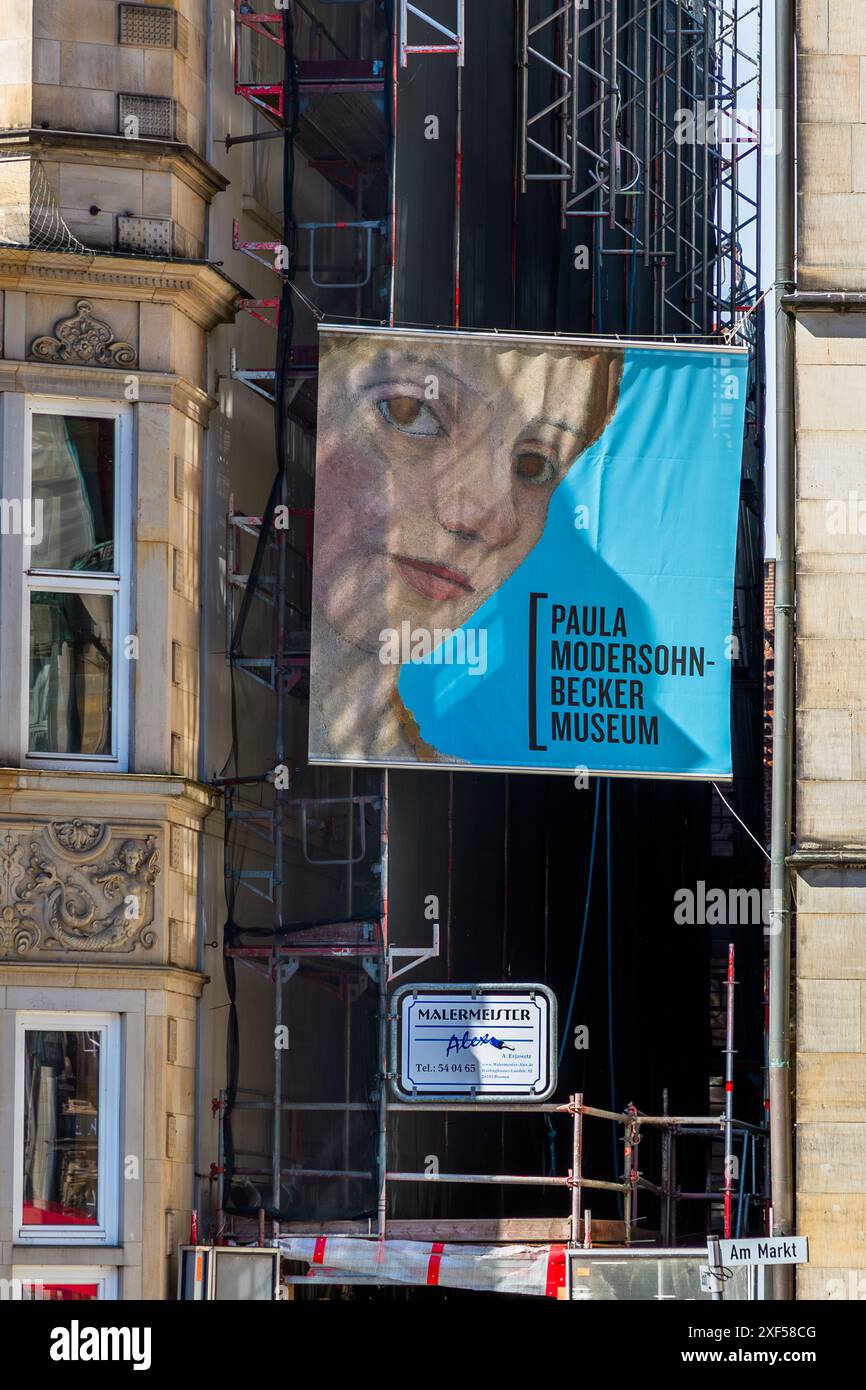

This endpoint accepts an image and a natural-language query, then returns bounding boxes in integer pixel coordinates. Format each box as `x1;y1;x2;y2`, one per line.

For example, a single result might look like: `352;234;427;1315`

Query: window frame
12;1010;122;1247
10;1266;118;1300
21;397;132;771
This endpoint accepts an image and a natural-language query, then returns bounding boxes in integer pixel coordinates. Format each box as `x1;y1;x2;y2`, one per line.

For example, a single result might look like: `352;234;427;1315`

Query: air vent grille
119;4;176;48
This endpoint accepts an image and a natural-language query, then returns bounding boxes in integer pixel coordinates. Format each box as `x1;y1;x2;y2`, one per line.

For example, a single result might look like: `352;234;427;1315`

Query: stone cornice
0;360;217;426
0;247;245;331
0;962;210;994
0;770;221;824
0;129;230;204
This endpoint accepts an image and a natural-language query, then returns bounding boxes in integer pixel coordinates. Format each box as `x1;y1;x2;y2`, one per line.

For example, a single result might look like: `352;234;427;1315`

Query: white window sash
25;585;120;765
9;1266;118;1300
21;399;132;770
12;1011;121;1247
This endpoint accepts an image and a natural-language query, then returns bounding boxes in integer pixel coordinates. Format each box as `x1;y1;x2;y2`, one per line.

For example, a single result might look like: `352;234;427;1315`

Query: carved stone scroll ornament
48;819;108;857
0;835;39;954
29;299;137;368
0;824;160;956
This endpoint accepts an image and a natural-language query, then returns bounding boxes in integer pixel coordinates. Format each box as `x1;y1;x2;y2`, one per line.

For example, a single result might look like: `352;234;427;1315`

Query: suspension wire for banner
712;782;770;862
711;782;800;933
289;278;326;320
722;283;775;346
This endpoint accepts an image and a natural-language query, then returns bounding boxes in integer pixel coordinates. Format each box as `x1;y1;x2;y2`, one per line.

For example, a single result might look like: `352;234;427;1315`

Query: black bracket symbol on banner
529;591;547;753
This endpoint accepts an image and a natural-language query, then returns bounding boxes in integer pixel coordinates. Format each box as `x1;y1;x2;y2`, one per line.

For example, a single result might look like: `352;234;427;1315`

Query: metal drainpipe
768;0;796;1303
192;0;216;1240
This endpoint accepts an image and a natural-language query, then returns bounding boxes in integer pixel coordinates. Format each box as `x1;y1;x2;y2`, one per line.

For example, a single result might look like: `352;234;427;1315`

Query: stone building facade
793;0;866;1301
9;0;866;1307
0;0;247;1301
0;0;366;1303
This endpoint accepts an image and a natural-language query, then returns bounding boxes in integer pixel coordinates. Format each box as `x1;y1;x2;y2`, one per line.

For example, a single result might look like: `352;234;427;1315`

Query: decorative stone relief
47;820;109;857
0;823;161;957
29;299;137;368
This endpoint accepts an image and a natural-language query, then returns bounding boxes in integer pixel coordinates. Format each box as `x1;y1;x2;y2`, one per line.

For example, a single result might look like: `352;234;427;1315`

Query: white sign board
715;1236;809;1267
392;984;556;1101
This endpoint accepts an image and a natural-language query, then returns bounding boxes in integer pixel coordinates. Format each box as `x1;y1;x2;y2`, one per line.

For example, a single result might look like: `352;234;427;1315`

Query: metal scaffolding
214;0;767;1288
220;0;413;1242
213;1088;768;1256
520;0;761;335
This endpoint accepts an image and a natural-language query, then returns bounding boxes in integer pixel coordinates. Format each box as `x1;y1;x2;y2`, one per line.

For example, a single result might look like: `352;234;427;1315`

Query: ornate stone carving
48;819;109;857
29;299;137;368
0;835;39;955
0;823;161;957
0;265;191;290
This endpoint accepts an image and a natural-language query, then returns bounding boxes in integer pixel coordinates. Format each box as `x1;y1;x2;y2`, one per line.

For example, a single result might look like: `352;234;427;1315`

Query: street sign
714;1236;809;1267
391;983;557;1101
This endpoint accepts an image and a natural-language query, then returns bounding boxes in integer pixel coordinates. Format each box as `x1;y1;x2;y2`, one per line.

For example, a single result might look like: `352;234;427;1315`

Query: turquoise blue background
398;347;748;777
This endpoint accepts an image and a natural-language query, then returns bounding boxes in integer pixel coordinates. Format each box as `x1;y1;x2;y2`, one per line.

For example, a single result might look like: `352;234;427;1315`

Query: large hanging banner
309;327;748;778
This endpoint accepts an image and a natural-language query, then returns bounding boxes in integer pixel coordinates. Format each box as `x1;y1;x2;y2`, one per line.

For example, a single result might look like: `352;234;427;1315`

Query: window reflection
30;415;115;572
22;1031;101;1228
22;1283;99;1301
28;592;113;755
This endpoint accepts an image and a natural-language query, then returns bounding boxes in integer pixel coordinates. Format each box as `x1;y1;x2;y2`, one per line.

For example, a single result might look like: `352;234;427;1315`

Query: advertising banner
309;326;748;778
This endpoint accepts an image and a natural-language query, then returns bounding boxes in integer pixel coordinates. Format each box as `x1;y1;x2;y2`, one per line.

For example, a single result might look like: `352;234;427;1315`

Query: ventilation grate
118;93;176;140
117;214;173;255
119;4;177;48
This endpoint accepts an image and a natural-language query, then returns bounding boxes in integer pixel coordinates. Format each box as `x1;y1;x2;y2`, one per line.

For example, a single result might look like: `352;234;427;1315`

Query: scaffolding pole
723;942;736;1239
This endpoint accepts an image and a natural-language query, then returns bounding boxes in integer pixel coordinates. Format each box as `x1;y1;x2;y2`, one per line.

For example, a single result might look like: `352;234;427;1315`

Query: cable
289;279;326;320
712;782;770;862
545;779;602;1175
605;779;620;1207
559;779;602;1067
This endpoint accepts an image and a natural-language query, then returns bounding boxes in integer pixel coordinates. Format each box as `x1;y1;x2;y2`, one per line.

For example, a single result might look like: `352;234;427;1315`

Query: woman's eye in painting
514;449;557;486
376;395;443;436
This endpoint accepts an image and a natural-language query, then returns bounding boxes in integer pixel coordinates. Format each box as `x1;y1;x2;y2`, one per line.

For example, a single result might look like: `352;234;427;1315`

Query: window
13;1013;121;1245
23;400;131;768
10;1268;118;1300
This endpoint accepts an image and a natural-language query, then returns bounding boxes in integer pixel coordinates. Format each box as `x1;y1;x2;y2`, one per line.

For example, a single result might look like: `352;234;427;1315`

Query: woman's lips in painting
391;554;476;602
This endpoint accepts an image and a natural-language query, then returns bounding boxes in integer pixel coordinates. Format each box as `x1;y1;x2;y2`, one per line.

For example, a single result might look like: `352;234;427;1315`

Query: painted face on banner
313;335;621;653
